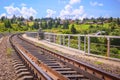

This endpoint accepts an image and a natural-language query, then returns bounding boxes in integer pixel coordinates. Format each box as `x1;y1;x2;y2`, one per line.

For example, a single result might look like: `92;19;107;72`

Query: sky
0;0;120;20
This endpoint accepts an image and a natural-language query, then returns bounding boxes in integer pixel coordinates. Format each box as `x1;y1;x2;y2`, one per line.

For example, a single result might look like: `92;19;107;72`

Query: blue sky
0;0;120;19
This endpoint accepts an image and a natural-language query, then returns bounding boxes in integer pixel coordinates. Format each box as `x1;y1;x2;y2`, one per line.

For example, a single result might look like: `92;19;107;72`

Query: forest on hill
0;15;120;36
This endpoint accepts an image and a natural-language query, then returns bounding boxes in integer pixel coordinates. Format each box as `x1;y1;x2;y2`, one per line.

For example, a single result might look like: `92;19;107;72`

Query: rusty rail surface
10;34;120;80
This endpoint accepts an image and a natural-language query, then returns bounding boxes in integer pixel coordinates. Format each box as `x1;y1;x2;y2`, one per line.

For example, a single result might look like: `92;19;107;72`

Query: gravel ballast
0;36;17;80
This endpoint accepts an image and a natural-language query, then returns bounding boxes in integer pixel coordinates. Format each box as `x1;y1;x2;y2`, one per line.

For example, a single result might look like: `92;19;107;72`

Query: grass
6;48;13;57
74;24;89;30
28;22;34;26
94;61;103;65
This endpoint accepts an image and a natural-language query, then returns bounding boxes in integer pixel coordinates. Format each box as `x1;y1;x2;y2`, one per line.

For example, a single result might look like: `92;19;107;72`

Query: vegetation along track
9;34;120;80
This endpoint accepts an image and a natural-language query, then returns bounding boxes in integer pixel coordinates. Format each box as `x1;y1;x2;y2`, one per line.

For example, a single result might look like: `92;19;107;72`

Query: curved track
10;34;120;80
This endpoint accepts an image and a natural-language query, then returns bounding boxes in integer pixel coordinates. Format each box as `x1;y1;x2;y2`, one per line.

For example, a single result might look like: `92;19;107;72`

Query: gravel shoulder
0;36;17;80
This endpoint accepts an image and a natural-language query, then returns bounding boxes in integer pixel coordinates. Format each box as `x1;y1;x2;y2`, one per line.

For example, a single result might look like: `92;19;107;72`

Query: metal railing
44;32;120;58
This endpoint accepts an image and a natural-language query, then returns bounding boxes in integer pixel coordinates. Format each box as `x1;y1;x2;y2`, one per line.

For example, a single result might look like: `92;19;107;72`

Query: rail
20;33;120;80
9;34;52;80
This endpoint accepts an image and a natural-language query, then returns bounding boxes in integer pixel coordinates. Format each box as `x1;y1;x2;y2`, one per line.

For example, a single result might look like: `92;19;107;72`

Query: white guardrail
44;32;120;57
25;32;120;58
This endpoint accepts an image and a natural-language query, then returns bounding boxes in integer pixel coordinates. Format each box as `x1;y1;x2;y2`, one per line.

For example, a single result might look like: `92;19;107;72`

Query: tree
4;19;12;28
108;17;113;22
63;20;69;29
33;22;39;29
11;15;17;23
70;24;77;34
116;18;120;25
42;21;48;29
47;20;53;29
29;16;34;21
1;16;6;22
109;22;116;31
89;25;94;28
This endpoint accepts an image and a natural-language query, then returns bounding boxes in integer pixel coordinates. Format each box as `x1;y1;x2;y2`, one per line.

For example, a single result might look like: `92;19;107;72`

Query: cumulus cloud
90;1;103;6
46;9;56;18
69;0;81;5
72;6;84;15
59;5;86;20
2;4;37;18
20;7;37;18
59;0;86;20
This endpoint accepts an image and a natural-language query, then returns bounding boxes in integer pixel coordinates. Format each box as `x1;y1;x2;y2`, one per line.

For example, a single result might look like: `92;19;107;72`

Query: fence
44;32;120;58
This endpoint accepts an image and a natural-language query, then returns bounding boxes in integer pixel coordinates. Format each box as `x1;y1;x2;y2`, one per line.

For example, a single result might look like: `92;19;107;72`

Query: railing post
88;36;90;54
49;34;51;42
107;37;110;57
54;34;56;43
45;34;46;40
68;35;70;47
84;36;86;53
59;35;62;45
63;35;65;46
78;36;81;50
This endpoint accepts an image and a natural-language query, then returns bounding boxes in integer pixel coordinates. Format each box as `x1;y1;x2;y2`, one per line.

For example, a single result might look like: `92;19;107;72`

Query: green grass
28;22;34;26
6;48;13;57
94;61;103;65
74;24;89;30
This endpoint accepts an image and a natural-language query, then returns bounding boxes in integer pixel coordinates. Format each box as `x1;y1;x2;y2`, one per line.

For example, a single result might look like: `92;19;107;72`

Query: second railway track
10;34;120;80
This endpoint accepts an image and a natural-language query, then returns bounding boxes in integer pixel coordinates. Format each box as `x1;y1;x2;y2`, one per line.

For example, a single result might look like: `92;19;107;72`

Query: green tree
47;20;53;29
70;24;77;34
33;22;39;29
4;19;12;28
1;16;6;22
108;17;113;22
11;15;17;23
116;18;120;25
29;16;34;21
63;20;69;29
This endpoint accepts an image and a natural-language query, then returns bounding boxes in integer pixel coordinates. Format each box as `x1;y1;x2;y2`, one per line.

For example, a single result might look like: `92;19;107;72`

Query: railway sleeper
65;74;85;79
12;59;34;80
58;71;77;74
17;75;34;80
13;63;24;68
48;65;61;68
43;61;57;63
15;65;27;70
46;63;60;66
17;71;32;78
16;68;29;74
54;68;72;71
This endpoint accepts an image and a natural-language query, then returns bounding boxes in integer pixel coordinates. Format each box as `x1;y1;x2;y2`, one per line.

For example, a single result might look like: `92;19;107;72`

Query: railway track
9;34;120;80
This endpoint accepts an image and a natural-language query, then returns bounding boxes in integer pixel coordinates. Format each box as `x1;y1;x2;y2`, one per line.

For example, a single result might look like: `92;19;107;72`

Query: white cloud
21;7;37;18
90;1;103;6
46;9;56;18
59;5;86;20
2;4;37;18
69;0;81;5
4;5;21;16
72;6;84;15
59;0;86;20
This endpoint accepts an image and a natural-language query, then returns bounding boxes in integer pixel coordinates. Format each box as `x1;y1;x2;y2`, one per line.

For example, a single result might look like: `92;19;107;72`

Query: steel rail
9;34;52;80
